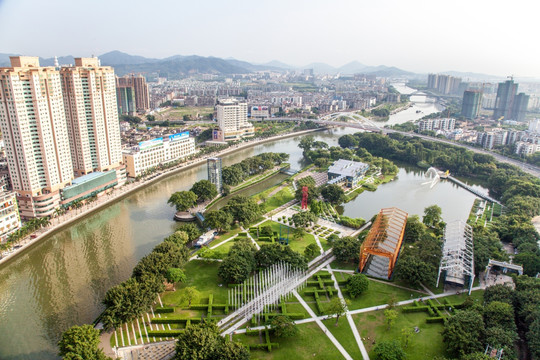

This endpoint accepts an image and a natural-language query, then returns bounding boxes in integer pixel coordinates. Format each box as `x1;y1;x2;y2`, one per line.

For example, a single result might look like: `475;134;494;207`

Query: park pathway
327;266;370;360
293;290;354;360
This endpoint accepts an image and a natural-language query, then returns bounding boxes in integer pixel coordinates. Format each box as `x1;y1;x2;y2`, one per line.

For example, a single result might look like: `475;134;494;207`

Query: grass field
333;273;425;310
322;317;363;360
260;186;295;213
234;322;345;360
353;309;447;359
256;220;317;254
159;106;214;120
161;260;228;306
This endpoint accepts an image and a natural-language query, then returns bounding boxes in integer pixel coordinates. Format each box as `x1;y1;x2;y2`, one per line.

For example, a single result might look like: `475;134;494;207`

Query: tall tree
384;309;398;330
321;184;346;205
291;211;318;228
204;210;233;233
347;274;369;298
175;322;248;360
332;236;361;263
191;180;218;202
373;340;406;360
442;310;485;357
327;298;347;326
270;315;298;338
182;286;200;307
168;191;198;212
423;205;443;228
58;325;111;360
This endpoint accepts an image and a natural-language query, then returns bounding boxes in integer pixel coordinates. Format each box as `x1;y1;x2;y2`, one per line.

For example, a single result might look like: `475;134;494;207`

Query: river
0;126;486;359
341;164;480;222
385;83;446;125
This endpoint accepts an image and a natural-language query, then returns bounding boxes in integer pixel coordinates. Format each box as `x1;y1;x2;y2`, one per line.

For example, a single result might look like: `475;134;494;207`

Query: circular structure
174;211;196;222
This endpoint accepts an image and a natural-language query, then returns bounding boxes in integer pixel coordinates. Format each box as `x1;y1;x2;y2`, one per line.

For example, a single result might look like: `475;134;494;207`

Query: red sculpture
301;186;309;210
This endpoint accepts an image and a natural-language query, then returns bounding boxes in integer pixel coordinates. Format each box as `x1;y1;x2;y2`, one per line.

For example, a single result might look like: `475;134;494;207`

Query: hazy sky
1;0;538;77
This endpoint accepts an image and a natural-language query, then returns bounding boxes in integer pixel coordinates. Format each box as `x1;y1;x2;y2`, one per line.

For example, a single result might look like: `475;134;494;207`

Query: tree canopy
320;184;346;205
175;322;249;360
332;236;361;263
58;325;111;360
218;239;257;283
204;210;233;233
224;196;261;225
191;180;218;202
347;273;369;298
270;315;298;338
372;340;406;360
442;310;485;357
168;191;198;212
291;211;318;228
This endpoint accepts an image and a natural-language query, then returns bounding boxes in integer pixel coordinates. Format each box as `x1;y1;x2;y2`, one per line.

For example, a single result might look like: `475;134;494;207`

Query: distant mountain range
0;50;504;80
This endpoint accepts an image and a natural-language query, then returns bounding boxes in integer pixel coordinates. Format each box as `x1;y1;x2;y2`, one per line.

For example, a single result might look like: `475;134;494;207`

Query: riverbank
0;127;327;268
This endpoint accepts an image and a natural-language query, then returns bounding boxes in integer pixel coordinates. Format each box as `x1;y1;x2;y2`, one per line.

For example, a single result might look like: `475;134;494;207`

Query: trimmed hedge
402;306;431;313
151;317;201;324
264;313;305;321
426;316;446;323
154;307;174;314
248;343;280;351
148;330;183;337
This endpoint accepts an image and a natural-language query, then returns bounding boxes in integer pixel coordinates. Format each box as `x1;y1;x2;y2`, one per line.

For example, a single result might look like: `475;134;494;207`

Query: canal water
208;172;290;212
0;125;483;359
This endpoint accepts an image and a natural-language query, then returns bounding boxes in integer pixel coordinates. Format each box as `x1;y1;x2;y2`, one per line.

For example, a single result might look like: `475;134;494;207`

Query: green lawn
160;106;214;119
322;317;363;360
330;260;359;271
260;186;295;213
256;220;317;254
339;275;425;310
438;289;484;304
234;322;345;360
161;260;229;306
353;309;447;359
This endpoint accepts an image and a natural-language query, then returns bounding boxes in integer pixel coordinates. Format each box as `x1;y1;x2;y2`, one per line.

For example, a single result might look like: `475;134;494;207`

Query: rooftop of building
218;98;246;105
70;171;107;186
328;159;369;177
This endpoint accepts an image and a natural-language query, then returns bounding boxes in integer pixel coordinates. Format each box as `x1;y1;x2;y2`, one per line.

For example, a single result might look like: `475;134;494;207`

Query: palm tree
40;217;51;228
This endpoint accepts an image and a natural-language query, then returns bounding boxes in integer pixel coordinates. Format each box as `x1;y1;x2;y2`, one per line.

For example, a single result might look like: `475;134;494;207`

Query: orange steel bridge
358;207;408;279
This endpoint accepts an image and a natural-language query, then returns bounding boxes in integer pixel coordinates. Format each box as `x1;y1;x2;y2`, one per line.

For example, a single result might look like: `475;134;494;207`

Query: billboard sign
169;131;189;142
138;137;163;150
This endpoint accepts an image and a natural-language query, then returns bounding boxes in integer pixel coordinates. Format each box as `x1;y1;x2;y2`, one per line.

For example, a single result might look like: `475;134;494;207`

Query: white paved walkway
209;233;239;249
327;266;370;360
293;290;354;360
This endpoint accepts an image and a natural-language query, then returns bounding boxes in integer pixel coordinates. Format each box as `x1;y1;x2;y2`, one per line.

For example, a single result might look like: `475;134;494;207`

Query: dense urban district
0;54;539;360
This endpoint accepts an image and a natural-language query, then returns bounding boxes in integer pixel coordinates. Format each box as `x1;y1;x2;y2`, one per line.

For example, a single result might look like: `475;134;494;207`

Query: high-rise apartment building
0;56;74;218
0;56;125;218
511;93;529;122
427;74;461;95
116;74;150;114
493;79;518;120
427;74;439;90
61;58;122;177
207;157;222;193
461;90;483;119
215;98;254;141
116;85;135;115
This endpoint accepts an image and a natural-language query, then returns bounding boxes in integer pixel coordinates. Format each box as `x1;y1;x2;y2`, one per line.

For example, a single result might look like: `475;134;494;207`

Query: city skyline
1;0;539;78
